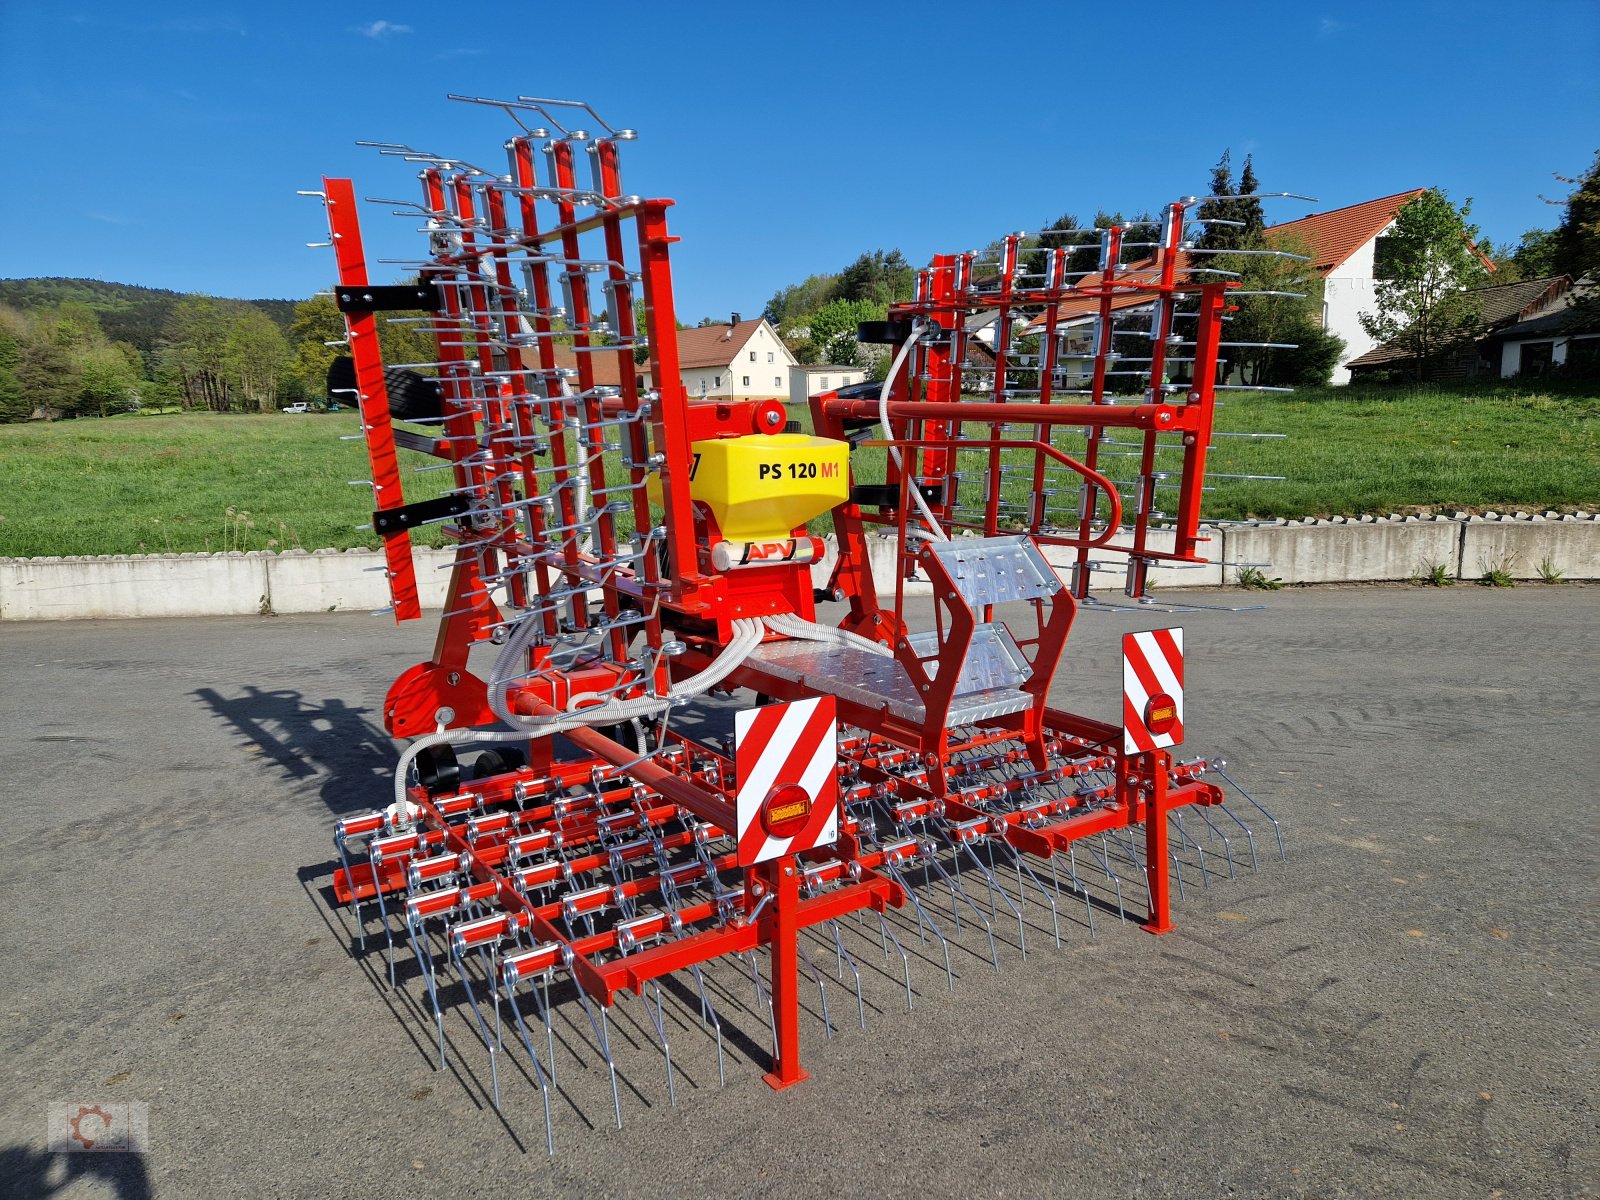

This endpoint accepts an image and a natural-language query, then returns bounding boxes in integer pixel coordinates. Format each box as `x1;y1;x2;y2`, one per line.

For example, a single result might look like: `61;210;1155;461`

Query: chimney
731;312;741;326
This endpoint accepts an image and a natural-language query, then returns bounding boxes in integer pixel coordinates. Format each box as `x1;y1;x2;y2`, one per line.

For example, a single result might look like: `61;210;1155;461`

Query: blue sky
1;1;1595;321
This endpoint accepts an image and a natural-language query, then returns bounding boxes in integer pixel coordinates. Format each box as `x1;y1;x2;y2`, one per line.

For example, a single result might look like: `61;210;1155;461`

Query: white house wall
1324;234;1384;385
789;368;867;405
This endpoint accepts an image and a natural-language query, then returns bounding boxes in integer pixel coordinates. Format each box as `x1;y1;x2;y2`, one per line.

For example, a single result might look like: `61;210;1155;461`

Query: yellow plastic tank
689;434;849;541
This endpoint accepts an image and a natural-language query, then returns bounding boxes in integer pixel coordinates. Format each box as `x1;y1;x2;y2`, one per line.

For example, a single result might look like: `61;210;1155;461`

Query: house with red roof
1263;189;1425;383
1022;190;1429;385
672;314;797;402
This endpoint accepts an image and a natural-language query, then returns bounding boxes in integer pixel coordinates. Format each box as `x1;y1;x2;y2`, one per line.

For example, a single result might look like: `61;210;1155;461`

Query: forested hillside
0;279;420;421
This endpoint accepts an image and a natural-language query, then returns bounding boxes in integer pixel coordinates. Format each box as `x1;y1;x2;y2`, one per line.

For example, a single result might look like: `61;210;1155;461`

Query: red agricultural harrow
308;95;1291;1151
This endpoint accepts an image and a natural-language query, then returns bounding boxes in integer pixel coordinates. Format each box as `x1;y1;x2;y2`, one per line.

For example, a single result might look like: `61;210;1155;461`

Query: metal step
921;535;1062;608
747;624;1033;725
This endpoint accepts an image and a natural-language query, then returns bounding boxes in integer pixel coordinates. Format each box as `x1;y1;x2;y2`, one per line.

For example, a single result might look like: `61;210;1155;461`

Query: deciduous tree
1358;189;1487;380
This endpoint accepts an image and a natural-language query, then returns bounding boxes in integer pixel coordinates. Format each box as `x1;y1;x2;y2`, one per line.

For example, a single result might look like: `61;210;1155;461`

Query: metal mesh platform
748;624;1033;724
923;535;1062;606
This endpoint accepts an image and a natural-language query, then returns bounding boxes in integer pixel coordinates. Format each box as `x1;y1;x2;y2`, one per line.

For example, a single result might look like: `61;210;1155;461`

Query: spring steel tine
799;945;834;1040
502;974;556;1155
882;858;954;991
635;984;676;1106
876;913;915;1011
368;842;401;987
826;921;868;1028
924;852;1001;972
404;914;448;1069
1214;803;1261;871
516;95;635;140
1171;812;1211;886
1193;806;1238;879
962;841;1027;959
574;989;622;1129
686;964;727;1087
1212;766;1287;861
1055;849;1097;940
743;950;779;1065
1109;827;1155;915
1000;841;1062;950
1086;837;1127;921
333;827;367;950
449;940;502;1110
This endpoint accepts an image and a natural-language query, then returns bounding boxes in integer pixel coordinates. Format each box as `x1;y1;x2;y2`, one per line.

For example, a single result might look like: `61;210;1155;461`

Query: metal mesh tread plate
922;535;1062;607
747;629;1034;725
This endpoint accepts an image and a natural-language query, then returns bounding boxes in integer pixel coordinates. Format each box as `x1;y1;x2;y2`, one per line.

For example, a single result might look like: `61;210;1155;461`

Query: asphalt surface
0;585;1594;1199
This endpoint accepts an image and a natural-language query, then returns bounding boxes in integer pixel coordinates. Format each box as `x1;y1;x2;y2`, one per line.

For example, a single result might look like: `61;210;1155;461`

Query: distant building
789;364;867;405
1262;190;1426;383
674;315;797;402
1346;275;1581;381
1024;189;1432;385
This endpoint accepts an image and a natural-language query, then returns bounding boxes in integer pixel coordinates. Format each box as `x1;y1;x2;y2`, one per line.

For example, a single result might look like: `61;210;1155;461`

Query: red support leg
1143;751;1173;934
762;857;810;1090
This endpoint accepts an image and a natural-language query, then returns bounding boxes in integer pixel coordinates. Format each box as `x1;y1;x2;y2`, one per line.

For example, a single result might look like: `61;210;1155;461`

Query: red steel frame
317;98;1260;1103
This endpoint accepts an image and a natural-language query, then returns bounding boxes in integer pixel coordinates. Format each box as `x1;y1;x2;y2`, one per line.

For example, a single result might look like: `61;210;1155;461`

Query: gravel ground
0;585;1594;1199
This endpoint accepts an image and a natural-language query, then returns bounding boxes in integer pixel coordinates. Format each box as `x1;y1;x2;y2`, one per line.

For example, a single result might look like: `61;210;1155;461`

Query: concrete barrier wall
1222;516;1463;585
2;514;1594;620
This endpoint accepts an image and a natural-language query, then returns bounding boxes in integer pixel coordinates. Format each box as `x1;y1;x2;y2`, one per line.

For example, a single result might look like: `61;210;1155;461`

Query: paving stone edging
1;512;1594;620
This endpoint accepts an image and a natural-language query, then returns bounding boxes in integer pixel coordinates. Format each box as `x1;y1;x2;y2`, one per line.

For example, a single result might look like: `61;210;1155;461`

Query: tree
803;298;885;366
160;295;233;410
15;336;80;419
288;293;346;398
1511;227;1561;279
0;308;28;422
1358;189;1488;380
1021;213;1086;283
1195;151;1265;253
224;308;291;412
78;342;143;416
836;250;914;306
1549;150;1600;282
763;273;838;333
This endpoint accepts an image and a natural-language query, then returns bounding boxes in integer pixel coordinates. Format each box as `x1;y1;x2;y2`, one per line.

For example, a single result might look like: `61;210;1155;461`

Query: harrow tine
687;965;727;1087
1213;766;1286;861
1002;843;1062;950
1060;847;1098;940
1086;838;1127;921
961;842;1026;959
825;920;868;1028
636;983;676;1107
1108;828;1154;915
576;991;623;1130
924;853;1001;972
1172;812;1211;887
501;974;556;1156
450;942;502;1111
799;945;833;1039
370;846;399;987
334;831;367;951
877;913;915;1011
405;915;447;1069
742;950;778;1065
1193;806;1238;880
885;860;954;991
1216;804;1260;871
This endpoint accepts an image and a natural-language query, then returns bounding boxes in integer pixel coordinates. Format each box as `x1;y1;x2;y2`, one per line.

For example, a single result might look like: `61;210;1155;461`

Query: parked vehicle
282;403;311;414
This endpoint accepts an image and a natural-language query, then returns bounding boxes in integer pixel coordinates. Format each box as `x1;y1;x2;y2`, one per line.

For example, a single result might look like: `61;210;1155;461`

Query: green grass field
1;383;1595;558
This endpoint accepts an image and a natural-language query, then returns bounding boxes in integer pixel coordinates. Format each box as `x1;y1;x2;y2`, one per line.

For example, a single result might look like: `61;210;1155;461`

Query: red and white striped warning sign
734;695;839;867
1122;627;1184;755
